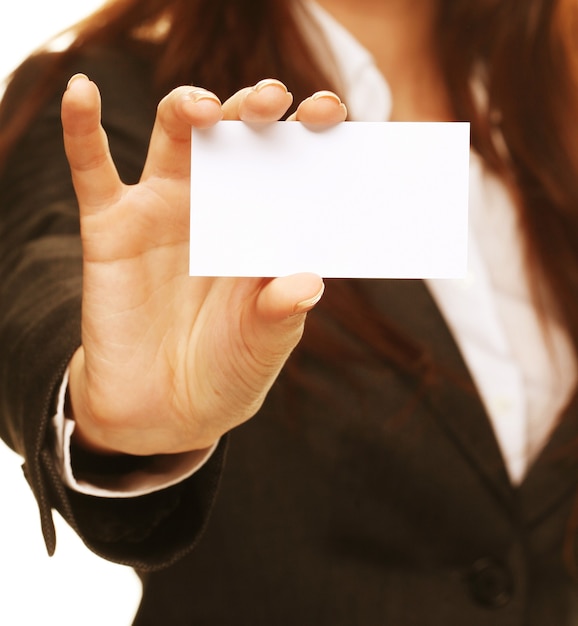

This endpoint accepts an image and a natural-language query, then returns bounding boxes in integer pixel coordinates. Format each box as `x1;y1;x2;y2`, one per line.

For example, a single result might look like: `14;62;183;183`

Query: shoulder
3;42;158;123
2;43;160;184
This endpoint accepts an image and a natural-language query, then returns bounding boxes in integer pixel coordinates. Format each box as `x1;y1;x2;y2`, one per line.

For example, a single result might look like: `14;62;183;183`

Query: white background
1;2;142;625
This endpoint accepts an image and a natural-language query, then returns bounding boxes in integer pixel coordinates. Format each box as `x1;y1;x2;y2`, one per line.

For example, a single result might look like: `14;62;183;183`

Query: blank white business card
190;121;470;278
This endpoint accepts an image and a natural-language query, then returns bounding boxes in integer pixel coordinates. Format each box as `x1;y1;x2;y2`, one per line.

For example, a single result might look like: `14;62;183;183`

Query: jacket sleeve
0;47;225;572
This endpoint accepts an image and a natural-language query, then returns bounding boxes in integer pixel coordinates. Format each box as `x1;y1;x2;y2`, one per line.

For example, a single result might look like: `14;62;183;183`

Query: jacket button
466;558;514;608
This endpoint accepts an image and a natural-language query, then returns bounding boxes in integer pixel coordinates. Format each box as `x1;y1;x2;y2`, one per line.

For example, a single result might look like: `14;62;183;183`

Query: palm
61;76;345;455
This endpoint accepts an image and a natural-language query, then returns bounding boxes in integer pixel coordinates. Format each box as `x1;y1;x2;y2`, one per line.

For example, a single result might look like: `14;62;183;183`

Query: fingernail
253;79;289;94
311;91;348;116
311;90;342;103
293;282;325;315
66;73;89;90
187;88;221;105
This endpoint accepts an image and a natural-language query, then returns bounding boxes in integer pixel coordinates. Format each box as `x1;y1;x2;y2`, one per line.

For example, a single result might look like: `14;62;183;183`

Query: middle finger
221;79;294;122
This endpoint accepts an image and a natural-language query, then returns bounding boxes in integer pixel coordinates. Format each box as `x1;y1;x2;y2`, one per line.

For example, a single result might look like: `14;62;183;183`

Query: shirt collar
303;1;393;121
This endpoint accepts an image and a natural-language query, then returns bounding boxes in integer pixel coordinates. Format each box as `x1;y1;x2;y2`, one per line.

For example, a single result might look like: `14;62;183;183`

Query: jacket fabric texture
1;46;578;626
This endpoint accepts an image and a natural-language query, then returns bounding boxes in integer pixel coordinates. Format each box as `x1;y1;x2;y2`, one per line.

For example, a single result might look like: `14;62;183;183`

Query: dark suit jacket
1;46;578;625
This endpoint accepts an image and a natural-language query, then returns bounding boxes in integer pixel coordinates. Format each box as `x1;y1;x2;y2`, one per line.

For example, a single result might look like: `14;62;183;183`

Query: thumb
235;273;323;389
256;273;325;322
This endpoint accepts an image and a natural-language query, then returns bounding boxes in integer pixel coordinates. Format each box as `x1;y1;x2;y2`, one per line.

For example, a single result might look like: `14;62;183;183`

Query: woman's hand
61;75;347;456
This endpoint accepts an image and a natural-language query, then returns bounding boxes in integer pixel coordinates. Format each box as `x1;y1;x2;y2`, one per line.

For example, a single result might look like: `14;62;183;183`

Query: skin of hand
61;75;347;456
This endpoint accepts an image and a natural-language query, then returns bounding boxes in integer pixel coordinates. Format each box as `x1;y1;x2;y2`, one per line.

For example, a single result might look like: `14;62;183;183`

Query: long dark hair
1;0;578;379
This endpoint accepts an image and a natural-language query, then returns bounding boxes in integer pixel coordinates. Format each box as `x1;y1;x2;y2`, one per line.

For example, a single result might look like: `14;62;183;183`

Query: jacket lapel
358;278;578;522
516;389;578;523
357;278;515;507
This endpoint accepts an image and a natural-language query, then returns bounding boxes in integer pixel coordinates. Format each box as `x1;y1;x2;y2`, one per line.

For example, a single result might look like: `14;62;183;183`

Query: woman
1;0;578;623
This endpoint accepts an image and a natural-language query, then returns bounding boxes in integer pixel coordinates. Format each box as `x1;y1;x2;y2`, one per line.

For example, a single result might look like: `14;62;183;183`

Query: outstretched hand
61;75;347;456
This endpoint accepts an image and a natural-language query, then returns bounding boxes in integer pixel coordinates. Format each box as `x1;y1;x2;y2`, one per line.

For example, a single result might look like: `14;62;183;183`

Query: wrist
67;346;220;457
67;346;123;456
